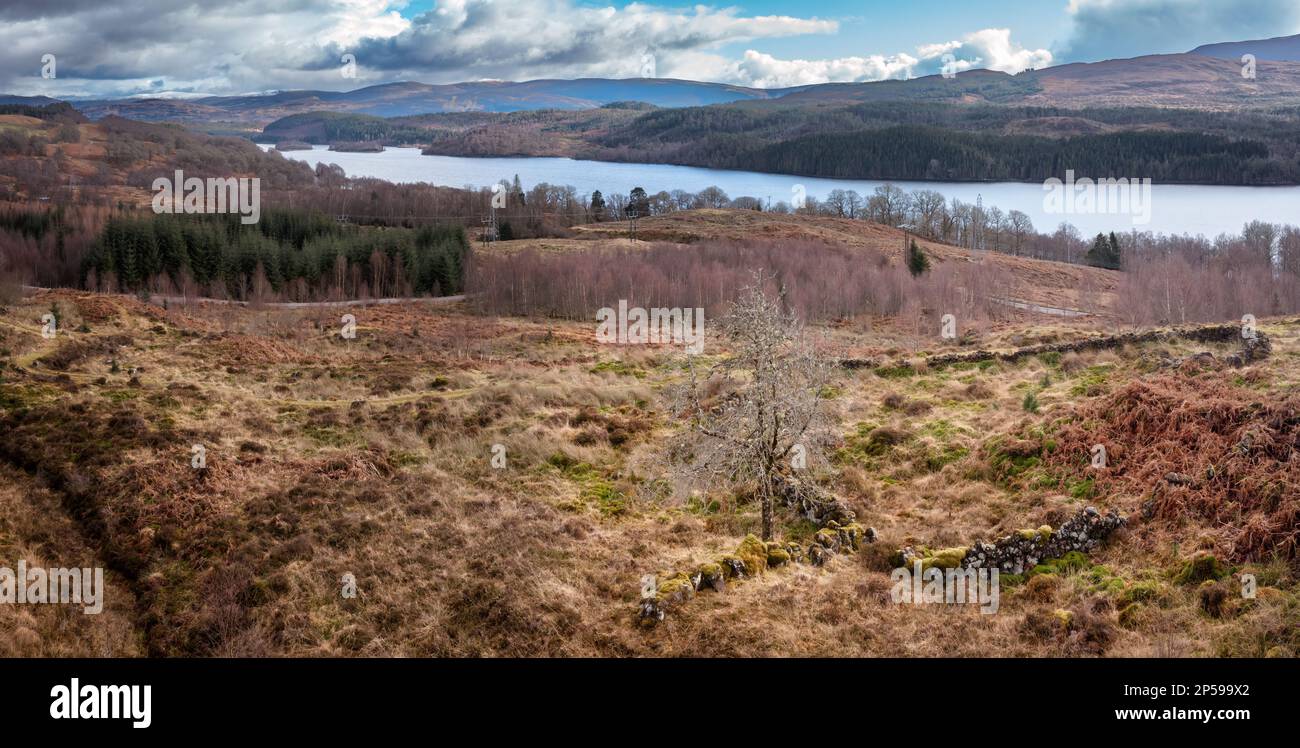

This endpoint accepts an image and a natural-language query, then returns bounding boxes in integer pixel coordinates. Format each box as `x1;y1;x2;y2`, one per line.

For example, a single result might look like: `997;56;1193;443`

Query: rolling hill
1192;33;1300;62
772;54;1300;110
70;78;799;127
30;41;1300;133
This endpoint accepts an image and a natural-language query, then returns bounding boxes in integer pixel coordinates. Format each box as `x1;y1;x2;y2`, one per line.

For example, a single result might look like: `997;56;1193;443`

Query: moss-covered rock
734;534;768;577
638;597;664;627
785;541;803;563
766;542;792;568
836;522;867;552
814;527;841;552
920;546;968;570
656;572;695;607
808;543;834;566
694;562;726;592
717;554;746;579
1017;525;1053;542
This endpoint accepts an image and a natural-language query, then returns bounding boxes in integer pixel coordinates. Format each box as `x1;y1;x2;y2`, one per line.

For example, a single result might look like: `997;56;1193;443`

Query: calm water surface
261;145;1300;238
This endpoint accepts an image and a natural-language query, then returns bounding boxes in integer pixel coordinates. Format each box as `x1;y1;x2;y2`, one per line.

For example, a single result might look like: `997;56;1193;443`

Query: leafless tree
670;273;835;540
844;190;864;219
824;189;847;217
1007;210;1033;256
867;184;907;226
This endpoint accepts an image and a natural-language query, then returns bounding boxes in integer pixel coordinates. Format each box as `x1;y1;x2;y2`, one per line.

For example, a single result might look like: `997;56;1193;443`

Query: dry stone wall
898;506;1126;576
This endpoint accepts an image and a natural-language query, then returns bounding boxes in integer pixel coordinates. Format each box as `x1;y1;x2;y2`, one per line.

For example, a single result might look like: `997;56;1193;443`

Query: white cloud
956;28;1053;74
0;0;414;97
344;0;839;81
726;50;918;88
720;28;1052;88
0;0;839;96
0;1;1052;97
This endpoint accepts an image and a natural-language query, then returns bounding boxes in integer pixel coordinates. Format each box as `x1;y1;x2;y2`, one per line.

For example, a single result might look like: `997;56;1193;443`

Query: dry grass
0;289;1296;657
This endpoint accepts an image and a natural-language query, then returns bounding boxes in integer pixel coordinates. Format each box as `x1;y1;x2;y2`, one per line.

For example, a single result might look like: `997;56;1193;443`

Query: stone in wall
898;506;1125;576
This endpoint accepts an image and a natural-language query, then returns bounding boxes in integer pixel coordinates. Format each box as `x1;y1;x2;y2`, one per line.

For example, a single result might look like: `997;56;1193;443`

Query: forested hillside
408;100;1300;185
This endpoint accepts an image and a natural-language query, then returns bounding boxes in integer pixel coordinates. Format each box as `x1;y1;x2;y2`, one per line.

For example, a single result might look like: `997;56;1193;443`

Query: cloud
942;28;1054;75
1060;0;1300;62
0;1;416;97
339;1;837;81
0;1;1049;97
0;0;837;97
722;28;1051;88
723;50;918;88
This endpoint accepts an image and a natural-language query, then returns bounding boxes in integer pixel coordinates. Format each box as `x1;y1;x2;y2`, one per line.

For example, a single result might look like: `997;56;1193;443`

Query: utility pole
480;205;498;247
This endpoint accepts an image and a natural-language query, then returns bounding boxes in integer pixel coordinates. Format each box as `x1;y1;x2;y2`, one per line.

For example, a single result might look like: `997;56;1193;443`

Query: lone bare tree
672;273;834;540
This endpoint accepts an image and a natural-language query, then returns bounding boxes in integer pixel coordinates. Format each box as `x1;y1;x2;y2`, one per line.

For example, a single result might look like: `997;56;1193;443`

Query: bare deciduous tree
671;274;834;540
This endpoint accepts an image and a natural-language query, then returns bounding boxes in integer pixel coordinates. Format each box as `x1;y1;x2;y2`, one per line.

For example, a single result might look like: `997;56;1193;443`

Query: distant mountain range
7;34;1300;130
0;95;62;107
770;52;1300;110
68;79;801;128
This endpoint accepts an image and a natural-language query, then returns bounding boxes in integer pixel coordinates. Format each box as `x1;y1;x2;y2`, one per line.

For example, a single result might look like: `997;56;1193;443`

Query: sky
2;0;1299;98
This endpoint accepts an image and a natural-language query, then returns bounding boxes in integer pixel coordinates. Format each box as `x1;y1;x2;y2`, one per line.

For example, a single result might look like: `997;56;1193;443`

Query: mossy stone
814;527;841;550
656;572;695;606
717;554;746;579
734;534;769;576
920;546;967;570
766;547;792;567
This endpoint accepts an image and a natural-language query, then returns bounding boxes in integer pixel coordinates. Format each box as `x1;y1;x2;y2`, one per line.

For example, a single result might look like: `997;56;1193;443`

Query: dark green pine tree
907;239;930;277
1086;233;1122;270
1085;234;1107;268
512;175;525;207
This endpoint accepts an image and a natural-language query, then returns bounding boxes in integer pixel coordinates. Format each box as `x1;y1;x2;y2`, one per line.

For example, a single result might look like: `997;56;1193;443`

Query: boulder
734;534;769;577
807;544;834;566
765;542;792;568
693;562;726;593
